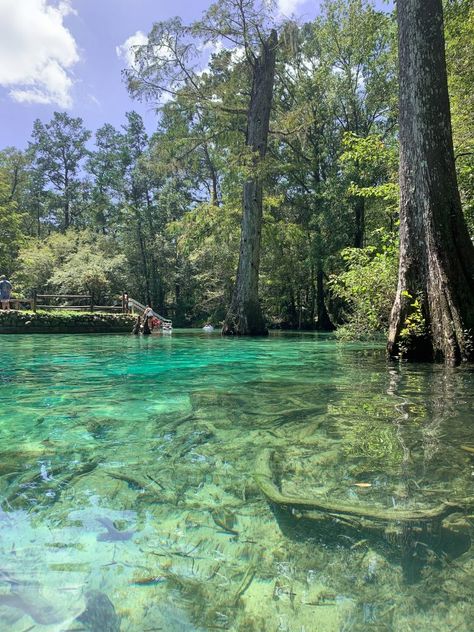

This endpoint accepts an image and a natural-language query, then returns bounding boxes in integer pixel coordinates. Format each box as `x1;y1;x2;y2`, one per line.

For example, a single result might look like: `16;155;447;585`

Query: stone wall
0;310;136;334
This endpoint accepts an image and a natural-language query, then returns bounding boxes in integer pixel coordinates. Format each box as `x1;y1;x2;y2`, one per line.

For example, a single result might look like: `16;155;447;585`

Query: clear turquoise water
0;331;473;631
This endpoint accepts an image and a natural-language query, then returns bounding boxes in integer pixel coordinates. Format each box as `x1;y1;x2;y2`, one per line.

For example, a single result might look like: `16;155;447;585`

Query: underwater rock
77;589;121;632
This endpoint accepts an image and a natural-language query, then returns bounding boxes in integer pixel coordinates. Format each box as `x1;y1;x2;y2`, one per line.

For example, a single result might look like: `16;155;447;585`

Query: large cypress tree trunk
387;0;474;365
222;30;277;336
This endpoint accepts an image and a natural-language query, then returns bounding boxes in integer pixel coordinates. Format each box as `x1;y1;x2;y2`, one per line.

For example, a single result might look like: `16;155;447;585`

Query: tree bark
135;214;151;306
387;0;474;365
222;30;277;336
64;169;70;230
353;196;365;248
203;143;219;207
315;266;335;331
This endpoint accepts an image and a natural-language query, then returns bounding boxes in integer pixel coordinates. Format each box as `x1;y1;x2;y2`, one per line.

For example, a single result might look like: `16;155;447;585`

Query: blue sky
0;0;393;149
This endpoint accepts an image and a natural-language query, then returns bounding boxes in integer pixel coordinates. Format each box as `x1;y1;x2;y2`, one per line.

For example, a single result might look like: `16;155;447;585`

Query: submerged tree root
254;449;472;525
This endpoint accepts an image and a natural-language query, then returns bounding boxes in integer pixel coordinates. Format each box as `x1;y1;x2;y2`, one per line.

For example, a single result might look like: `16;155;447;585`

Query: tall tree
316;0;397;248
387;0;474;364
86;123;126;234
30;112;91;230
124;0;279;334
0;150;25;275
221;27;277;335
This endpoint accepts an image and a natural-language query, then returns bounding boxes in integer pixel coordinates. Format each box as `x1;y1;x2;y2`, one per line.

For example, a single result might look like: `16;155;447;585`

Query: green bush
330;233;398;340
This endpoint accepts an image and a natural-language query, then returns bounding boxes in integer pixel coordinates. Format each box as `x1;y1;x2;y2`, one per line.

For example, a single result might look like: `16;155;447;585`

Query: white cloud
230;46;245;65
201;39;224;57
0;0;79;108
116;31;176;74
197;41;244;78
116;30;148;69
277;0;306;16
117;31;178;105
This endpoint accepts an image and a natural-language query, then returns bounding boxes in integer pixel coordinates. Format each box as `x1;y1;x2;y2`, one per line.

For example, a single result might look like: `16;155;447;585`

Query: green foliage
445;0;474;232
330;232;398;339
2;0;472;333
169;201;241;322
340;131;399;232
14;230;127;303
49;247;126;305
313;0;398;136
29;112;91;230
0;167;24;276
398;291;427;357
261;212;314;327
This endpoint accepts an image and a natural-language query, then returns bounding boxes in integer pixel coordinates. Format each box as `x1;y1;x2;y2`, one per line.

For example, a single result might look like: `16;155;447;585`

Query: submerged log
254;449;471;525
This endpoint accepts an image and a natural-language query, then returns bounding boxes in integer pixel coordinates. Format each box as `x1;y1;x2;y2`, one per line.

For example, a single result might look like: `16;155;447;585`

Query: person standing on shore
0;276;12;311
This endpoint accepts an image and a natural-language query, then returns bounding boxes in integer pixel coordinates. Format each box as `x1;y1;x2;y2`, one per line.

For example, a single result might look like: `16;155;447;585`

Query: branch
254;449;473;525
455;152;474;162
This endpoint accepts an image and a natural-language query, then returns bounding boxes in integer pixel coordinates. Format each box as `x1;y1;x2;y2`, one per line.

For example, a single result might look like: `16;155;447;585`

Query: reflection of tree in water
265;358;473;589
419;367;462;465
384;364;473;583
386;364;469;481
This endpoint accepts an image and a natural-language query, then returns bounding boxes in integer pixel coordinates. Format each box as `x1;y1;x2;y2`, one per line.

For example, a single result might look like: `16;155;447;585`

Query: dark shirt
0;279;12;299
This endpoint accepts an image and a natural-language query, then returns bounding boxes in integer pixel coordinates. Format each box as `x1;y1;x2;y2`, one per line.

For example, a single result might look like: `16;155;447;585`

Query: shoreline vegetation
0;310;135;334
1;0;472;361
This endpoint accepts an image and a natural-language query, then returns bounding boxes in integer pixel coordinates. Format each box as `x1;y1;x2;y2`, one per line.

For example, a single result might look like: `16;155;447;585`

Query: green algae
0;331;473;631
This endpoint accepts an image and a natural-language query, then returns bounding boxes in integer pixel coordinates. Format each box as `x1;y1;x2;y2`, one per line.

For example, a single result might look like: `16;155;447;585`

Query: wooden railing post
122;292;129;313
32;291;37;313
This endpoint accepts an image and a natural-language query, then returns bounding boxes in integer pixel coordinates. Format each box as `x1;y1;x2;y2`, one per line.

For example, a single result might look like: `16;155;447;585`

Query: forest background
0;0;472;335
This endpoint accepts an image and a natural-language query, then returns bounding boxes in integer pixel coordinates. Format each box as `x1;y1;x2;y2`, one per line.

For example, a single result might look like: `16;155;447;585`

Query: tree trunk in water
387;0;474;365
315;266;335;331
135;215;151;306
222;30;277;336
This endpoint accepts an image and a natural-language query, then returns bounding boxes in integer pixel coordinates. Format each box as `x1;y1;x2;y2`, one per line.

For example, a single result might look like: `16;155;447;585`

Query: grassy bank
0;310;135;334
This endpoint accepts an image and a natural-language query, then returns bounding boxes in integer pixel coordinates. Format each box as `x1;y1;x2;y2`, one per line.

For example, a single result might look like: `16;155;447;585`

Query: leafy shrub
330;233;398;340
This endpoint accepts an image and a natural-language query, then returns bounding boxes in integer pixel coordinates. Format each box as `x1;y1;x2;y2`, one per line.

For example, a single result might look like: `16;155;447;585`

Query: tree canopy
1;0;472;353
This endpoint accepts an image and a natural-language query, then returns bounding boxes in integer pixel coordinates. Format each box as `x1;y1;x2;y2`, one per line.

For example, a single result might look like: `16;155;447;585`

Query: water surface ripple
0;331;473;631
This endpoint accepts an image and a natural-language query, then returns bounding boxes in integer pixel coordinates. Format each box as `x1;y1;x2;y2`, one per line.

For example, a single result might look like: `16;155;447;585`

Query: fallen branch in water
254;449;472;525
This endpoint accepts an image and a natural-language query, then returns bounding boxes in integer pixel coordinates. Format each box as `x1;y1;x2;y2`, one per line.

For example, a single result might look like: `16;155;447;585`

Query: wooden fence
3;294;172;324
3;293;128;313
